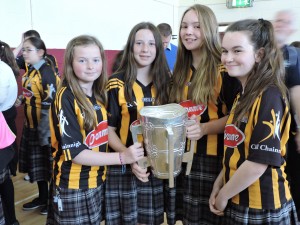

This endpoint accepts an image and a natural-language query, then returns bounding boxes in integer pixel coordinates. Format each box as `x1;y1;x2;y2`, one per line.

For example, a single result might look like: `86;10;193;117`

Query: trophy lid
139;103;187;119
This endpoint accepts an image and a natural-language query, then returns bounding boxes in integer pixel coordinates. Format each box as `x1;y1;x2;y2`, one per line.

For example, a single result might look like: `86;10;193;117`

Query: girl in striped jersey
209;19;298;224
18;37;60;215
166;4;240;225
46;35;144;225
105;22;170;225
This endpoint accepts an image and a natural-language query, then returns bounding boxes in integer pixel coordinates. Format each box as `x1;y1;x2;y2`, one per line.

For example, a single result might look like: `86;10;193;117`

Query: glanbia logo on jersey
22;87;33;98
224;124;245;148
179;100;207;118
84;121;108;148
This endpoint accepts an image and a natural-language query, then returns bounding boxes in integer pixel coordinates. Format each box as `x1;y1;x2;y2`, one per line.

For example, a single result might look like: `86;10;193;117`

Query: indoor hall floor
12;173;183;225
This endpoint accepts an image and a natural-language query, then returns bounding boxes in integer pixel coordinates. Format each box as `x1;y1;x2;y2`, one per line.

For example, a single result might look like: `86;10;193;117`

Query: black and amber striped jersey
22;61;59;128
182;65;240;156
50;86;108;189
17;54;59;75
106;73;156;147
223;86;291;209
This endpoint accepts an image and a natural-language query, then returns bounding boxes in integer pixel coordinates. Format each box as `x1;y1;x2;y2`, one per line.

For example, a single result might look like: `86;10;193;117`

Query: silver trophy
130;103;194;188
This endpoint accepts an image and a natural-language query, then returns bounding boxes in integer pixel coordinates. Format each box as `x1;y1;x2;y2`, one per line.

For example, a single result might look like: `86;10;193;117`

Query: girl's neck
137;66;152;86
191;50;202;69
79;82;93;97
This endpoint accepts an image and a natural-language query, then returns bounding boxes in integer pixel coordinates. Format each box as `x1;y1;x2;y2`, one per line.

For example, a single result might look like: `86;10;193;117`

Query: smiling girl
46;35;144;225
209;19;298;224
105;22;170;225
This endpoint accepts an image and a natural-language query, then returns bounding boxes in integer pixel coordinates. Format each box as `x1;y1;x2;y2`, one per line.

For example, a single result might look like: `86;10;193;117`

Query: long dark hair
115;22;170;105
226;19;287;123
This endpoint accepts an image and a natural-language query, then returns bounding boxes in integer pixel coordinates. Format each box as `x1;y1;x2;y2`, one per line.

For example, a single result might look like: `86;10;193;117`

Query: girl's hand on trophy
186;115;204;140
131;162;150;182
123;142;145;164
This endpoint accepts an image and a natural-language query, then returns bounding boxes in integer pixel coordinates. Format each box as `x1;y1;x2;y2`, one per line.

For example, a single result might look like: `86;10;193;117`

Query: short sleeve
247;88;287;167
107;77;121;128
55;90;87;160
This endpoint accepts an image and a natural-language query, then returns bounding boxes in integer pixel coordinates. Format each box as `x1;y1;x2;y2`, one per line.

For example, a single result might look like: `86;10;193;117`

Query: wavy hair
115;22;170;105
225;19;287;123
61;35;108;130
169;4;221;105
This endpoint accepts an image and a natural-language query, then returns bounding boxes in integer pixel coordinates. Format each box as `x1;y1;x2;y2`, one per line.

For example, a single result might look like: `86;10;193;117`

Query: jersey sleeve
106;76;121;128
55;90;87;160
247;88;287;167
40;65;59;109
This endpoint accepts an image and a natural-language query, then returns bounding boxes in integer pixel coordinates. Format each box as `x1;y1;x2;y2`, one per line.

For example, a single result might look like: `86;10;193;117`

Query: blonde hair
170;4;221;105
61;35;108;130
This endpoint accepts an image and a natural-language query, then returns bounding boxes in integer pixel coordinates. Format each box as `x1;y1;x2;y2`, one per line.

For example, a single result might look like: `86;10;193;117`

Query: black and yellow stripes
50;86;108;189
224;87;291;209
107;74;156;148
183;65;239;156
22;63;59;128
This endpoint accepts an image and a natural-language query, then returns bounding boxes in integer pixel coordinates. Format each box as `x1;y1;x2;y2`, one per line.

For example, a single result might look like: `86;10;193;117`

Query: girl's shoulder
107;73;125;89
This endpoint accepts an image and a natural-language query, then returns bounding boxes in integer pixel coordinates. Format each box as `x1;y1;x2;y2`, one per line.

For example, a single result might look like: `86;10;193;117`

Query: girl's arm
108;126;150;181
187;115;228;140
73;127;144;166
72;148;144;167
215;160;267;211
209;169;225;216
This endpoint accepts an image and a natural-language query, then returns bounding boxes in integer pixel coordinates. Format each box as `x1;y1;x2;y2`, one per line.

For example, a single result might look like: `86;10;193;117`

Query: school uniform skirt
105;165;164;225
46;183;104;225
164;154;223;225
0;167;10;225
19;126;52;182
0;198;4;225
223;200;298;225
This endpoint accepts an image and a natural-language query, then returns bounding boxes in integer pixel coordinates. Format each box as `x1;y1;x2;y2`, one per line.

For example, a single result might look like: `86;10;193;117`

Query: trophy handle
130;121;150;169
166;126;175;188
183;140;195;175
182;119;195;176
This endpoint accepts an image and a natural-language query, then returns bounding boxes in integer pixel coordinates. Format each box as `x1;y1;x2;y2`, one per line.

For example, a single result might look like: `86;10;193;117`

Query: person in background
0;59;19;225
105;22;170;225
157;23;177;73
166;4;240;225
273;9;300;221
290;41;300;48
46;35;144;225
13;30;59;76
18;37;60;215
209;18;298;224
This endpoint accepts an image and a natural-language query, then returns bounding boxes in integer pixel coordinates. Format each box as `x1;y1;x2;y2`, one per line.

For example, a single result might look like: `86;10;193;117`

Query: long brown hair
0;41;19;77
61;35;108;130
169;4;221;105
115;22;170;105
225;19;287;124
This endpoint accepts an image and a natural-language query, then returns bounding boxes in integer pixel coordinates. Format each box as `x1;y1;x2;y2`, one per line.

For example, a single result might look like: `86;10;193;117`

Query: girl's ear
37;49;45;58
255;47;265;63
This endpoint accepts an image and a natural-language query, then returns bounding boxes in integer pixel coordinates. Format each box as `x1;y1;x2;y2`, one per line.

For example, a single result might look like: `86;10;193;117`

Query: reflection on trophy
130;103;194;188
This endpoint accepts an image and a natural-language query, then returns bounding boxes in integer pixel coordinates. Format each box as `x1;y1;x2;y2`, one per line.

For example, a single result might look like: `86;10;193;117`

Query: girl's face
221;31;261;87
72;44;102;86
180;9;202;52
133;29;156;68
22;41;43;65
